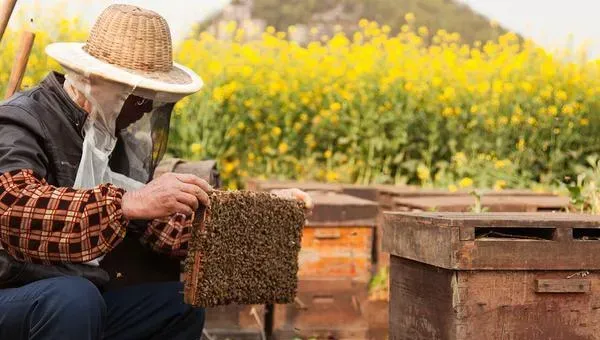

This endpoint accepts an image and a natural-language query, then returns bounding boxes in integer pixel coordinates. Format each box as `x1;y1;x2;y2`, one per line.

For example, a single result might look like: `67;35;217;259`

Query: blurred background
2;0;599;211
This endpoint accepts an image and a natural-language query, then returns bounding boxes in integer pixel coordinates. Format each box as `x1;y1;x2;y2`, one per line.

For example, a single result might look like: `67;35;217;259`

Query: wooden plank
380;187;556;198
341;184;381;202
455;240;600;270
392;195;568;212
299;226;373;280
383;213;458;269
535;279;591;293
385;213;600;270
453;270;600;339
274;279;369;339
389;257;455;340
459;226;475;241
0;0;17;44
5;31;35;99
389;260;600;339
308;191;379;226
385;212;600;228
245;178;343;192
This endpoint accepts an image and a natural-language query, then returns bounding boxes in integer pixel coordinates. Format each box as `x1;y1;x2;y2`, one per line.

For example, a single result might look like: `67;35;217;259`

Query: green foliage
562;156;600;214
368;266;389;301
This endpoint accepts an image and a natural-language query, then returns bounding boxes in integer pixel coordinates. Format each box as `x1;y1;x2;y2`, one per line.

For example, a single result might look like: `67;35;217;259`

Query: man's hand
122;173;212;220
270;188;314;210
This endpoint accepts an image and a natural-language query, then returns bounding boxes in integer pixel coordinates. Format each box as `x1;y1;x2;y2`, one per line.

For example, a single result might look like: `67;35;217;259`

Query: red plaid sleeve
0;169;128;264
141;213;192;258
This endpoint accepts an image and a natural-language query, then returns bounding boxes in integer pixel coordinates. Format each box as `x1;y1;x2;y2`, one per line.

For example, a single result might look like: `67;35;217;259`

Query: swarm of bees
184;190;305;307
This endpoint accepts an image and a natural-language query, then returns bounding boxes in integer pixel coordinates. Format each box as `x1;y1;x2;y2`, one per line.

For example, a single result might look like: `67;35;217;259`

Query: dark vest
0;72;179;290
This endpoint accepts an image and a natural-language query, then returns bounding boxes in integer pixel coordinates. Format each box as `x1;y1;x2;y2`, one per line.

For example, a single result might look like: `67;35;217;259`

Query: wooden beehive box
384;212;600;340
274;279;369;339
299;191;378;281
272;192;377;339
201;304;265;340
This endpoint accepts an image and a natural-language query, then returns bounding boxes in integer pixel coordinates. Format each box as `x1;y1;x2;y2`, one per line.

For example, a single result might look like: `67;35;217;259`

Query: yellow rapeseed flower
493;180;507;191
7;12;600;189
190;143;202;154
417;164;430;181
555;90;568;102
517;138;526;152
278;143;289;154
271;126;282;136
223;161;236;174
459;177;474;188
330;102;342;112
494;160;507;169
325;170;339;182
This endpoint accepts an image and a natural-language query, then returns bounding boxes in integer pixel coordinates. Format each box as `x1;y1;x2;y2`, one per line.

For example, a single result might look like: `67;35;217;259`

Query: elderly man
0;4;310;340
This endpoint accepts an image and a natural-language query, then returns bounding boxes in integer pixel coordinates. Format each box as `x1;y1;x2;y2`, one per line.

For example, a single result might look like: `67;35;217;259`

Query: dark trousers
0;276;204;340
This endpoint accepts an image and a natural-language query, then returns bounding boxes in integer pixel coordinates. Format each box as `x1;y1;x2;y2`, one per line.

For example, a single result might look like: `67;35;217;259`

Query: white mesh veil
64;72;184;192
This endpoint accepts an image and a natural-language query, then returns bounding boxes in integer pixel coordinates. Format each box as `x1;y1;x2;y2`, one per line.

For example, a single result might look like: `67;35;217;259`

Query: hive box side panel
274;280;369;339
383;214;458;268
298;226;373;280
456;239;600;270
454;271;600;340
389;257;455;340
203;304;263;338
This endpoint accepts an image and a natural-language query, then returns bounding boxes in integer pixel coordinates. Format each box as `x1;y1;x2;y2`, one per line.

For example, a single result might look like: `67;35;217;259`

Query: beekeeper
0;4;311;340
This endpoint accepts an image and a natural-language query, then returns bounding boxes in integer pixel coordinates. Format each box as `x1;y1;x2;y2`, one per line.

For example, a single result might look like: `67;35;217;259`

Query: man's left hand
270;188;314;210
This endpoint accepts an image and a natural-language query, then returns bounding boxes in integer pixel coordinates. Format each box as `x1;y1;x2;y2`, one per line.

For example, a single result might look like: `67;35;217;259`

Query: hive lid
340;184;383;202
383;212;600;270
306;191;379;227
392;195;569;212
379;186;557;197
246;178;344;192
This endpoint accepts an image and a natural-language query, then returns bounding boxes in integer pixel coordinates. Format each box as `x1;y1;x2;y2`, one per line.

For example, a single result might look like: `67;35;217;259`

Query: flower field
2;15;599;190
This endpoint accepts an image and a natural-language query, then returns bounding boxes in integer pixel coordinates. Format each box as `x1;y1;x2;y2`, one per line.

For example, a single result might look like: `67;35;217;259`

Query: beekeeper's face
116;94;154;132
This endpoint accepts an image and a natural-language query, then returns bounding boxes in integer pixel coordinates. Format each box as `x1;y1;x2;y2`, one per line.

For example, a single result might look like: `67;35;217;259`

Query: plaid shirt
0;169;191;264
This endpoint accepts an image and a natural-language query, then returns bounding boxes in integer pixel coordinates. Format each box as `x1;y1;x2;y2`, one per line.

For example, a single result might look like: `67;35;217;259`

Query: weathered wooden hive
384;212;600;340
275;191;379;339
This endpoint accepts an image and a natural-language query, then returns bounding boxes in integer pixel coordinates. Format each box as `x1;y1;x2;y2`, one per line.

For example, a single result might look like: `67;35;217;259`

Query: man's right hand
121;173;212;220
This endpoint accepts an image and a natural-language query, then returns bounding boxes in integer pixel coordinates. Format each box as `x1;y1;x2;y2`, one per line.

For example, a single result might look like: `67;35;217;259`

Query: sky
459;0;600;58
9;0;231;41
8;0;600;58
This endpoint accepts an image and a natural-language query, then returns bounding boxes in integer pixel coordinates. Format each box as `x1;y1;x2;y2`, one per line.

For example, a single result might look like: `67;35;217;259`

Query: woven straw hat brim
45;42;203;96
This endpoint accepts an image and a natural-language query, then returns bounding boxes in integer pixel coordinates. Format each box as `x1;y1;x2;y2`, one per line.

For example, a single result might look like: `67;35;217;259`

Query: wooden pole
0;0;18;44
5;30;35;99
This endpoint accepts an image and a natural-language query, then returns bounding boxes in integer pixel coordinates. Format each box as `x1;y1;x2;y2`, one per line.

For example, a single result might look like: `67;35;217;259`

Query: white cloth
65;73;147;193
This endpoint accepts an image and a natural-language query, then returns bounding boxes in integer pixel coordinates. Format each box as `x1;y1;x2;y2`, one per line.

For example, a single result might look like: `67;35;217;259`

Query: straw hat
45;4;203;96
